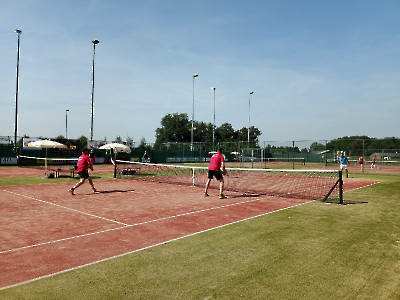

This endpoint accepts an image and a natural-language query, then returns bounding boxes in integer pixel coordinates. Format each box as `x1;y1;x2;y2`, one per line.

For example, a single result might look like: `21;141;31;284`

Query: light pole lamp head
14;29;22;34
193;74;198;78
211;87;216;91
250;91;254;95
92;40;100;45
66;109;69;112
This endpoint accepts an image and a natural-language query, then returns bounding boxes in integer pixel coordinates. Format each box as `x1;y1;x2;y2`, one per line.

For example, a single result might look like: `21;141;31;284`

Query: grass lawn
1;171;399;299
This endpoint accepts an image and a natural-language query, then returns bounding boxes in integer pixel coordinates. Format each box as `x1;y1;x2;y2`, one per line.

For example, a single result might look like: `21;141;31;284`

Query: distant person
338;151;349;178
69;148;97;195
143;151;149;163
204;148;227;199
359;156;364;171
89;149;95;165
371;156;376;169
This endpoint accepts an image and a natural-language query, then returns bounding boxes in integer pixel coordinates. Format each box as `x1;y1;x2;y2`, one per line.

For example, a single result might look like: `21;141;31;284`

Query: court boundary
0;179;380;291
0;194;313;291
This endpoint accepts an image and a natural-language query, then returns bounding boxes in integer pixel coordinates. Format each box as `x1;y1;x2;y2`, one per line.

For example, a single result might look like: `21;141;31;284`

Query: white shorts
340;164;348;170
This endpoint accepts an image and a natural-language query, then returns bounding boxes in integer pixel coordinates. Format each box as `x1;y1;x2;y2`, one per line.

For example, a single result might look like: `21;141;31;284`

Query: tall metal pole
90;39;99;142
14;29;22;152
362;138;365;174
211;87;216;150
191;74;198;151
248;91;254;149
65;109;69;139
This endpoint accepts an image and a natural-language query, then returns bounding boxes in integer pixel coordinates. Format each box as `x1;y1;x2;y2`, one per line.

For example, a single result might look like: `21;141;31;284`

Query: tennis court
0;165;378;290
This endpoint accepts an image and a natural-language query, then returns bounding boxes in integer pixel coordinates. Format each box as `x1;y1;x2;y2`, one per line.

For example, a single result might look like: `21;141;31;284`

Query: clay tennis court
0;166;378;289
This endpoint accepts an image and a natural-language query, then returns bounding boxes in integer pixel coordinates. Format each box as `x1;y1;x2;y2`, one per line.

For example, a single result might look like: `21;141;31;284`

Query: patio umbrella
99;143;131;153
27;140;67;173
27;140;68;149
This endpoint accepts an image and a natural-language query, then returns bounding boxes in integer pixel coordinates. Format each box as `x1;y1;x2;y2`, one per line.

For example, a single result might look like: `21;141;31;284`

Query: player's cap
341;151;344;154
217;147;223;152
82;148;89;152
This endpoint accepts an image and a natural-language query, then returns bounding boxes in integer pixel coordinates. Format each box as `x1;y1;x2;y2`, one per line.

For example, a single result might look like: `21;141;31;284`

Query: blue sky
1;0;399;145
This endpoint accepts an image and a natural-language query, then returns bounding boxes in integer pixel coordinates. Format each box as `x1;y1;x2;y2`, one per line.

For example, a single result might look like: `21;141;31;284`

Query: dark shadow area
85;189;135;195
323;200;369;205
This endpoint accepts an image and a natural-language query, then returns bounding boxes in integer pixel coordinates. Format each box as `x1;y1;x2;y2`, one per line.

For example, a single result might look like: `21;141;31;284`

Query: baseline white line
1;189;129;226
1;182;377;289
0;195;265;254
1;182;378;255
0;198;311;291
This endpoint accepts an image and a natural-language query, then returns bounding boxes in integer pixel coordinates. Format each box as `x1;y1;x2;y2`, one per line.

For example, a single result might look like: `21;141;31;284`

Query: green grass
1;173;399;299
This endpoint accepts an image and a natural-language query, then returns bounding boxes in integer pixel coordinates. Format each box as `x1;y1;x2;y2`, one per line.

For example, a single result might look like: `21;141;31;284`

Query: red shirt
77;153;91;172
208;152;224;171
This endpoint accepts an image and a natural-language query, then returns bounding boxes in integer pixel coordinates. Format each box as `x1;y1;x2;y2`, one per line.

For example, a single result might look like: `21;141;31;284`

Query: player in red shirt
371;156;376;169
68;148;97;195
204;148;228;199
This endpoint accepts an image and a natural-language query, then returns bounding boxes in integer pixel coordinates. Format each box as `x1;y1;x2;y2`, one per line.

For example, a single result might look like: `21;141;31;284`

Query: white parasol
27;140;68;149
27;140;68;173
99;143;131;153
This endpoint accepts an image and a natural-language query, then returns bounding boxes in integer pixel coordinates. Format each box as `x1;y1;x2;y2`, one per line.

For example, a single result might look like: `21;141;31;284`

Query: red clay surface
0;167;379;289
240;161;400;174
0;164;112;177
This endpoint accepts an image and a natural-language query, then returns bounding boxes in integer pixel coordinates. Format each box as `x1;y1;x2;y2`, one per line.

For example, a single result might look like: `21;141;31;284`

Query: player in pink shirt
204;148;228;199
68;148;97;195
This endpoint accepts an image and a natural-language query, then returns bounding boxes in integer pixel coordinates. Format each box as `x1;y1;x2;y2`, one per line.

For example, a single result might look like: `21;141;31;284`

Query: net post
339;170;343;204
192;167;195;186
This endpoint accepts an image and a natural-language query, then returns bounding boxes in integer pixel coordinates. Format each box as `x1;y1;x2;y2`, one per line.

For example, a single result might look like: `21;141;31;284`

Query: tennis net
17;155;78;177
115;160;341;201
18;155;78;167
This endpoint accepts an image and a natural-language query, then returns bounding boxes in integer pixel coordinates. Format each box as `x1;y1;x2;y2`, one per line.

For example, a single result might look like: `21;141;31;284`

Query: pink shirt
208;153;224;171
77;153;91;172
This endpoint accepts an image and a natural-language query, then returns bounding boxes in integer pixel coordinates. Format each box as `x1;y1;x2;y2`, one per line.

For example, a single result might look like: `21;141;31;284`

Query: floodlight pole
14;29;22;152
211;87;216;150
191;74;198;151
65;109;69;139
248;91;254;148
90;39;100;142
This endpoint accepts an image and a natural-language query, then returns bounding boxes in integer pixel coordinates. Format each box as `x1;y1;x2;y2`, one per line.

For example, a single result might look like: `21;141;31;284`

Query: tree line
12;115;399;154
154;113;262;149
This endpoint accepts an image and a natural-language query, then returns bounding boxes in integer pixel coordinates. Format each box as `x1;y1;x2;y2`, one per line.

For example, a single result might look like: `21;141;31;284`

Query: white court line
0;197;313;291
0;193;265;255
1;182;379;255
0;182;378;290
1;189;130;226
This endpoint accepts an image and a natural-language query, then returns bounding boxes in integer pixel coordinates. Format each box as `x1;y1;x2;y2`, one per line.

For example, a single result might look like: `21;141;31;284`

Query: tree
154;113;262;150
194;121;213;143
137;137;148;150
78;136;88;150
309;142;325;152
126;136;134;147
215;123;236;141
155;113;191;145
235;126;261;146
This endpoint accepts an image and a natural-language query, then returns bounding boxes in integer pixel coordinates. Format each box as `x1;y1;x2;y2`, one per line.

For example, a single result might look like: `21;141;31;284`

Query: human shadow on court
227;193;262;199
323;200;368;205
85;189;135;195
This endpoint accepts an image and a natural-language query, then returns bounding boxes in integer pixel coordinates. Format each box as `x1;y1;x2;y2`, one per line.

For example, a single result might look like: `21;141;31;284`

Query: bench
121;167;141;175
54;167;75;178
